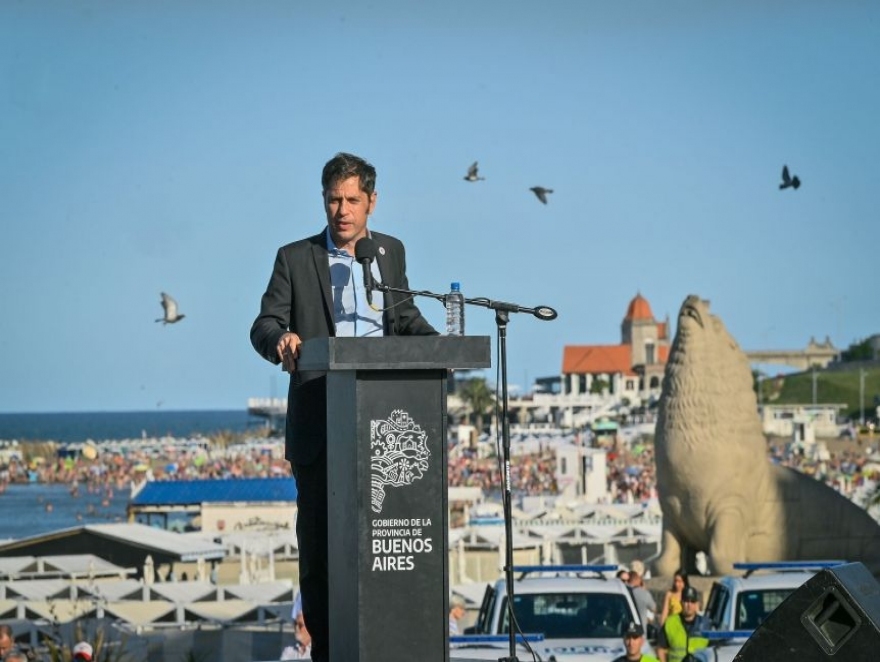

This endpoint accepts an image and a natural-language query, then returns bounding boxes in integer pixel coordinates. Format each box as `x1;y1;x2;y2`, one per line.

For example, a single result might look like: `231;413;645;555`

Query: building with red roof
561;293;670;401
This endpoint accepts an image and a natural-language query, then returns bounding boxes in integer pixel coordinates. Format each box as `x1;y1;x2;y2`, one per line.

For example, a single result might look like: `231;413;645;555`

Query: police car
450;565;653;661
693;561;844;662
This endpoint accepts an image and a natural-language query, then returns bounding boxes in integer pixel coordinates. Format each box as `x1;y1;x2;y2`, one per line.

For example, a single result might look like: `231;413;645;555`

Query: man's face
323;175;376;253
0;633;12;656
623;634;643;658
682;596;700;620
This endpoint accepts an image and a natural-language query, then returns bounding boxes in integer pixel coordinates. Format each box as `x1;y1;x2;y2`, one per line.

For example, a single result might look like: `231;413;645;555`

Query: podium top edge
297;336;492;371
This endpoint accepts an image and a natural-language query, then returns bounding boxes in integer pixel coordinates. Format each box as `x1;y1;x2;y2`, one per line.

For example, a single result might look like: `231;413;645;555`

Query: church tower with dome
622;292;668;370
561;293;670;399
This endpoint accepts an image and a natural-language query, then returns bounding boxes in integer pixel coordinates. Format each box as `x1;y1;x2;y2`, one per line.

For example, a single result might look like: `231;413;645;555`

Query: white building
555;446;608;502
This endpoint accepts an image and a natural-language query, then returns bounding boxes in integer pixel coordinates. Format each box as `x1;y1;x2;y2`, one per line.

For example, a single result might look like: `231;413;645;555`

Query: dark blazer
250;229;438;465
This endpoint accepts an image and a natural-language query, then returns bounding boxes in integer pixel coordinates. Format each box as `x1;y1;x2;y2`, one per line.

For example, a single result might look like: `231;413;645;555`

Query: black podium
297;336;491;662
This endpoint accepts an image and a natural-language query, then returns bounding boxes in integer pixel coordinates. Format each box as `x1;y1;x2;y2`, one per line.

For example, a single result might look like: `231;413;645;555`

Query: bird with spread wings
779;165;801;190
156;292;185;325
463;161;485;182
529;186;553;204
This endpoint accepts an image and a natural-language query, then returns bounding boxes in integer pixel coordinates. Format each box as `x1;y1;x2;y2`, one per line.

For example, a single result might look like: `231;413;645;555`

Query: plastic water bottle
446;282;465;336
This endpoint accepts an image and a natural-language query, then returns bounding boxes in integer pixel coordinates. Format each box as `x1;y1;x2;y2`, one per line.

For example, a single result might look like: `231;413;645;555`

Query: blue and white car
450;565;654;661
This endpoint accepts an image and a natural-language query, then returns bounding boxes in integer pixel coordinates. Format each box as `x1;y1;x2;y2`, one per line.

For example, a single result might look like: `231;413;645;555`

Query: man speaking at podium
251;152;437;662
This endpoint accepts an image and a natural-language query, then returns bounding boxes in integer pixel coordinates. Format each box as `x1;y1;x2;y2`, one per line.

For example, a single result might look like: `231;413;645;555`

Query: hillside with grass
758;364;880;423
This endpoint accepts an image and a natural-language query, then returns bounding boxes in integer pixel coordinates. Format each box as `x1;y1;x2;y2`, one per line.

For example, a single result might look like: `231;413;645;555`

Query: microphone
533;306;558;321
354;237;378;307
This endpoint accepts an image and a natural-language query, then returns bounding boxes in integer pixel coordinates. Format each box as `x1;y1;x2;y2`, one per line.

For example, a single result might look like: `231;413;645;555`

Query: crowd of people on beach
0;431;877;510
447;448;558;494
0;438;291;493
1;436;564;497
770;440;880;500
606;442;658;504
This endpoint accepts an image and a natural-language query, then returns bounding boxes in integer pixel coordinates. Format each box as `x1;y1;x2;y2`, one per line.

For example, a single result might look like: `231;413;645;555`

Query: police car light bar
701;630;754;641
733;561;845;578
449;633;545;644
513;564;619;579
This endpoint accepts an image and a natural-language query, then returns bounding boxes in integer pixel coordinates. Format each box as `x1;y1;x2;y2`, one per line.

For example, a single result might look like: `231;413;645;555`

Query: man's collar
324;227;348;256
324;227;372;256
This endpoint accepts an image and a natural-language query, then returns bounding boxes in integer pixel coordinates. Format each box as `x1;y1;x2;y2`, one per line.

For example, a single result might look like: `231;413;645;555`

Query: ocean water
0;410;273;540
0;482;130;541
0;409;266;443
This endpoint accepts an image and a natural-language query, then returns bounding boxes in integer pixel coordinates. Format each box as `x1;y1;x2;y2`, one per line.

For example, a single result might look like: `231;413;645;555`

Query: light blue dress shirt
326;229;384;337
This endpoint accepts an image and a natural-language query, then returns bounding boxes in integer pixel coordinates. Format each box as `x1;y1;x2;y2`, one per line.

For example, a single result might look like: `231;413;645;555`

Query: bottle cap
451;282;460;291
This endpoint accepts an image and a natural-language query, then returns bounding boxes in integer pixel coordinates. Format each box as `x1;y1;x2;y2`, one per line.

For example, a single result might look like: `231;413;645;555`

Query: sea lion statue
654;294;880;577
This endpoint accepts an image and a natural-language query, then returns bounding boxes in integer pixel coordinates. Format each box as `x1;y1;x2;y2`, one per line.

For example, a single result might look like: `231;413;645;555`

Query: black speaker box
735;562;880;661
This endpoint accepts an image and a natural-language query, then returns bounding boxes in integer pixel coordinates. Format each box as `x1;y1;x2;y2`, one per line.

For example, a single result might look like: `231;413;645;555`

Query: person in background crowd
659;569;688;625
630;558;650;580
281;592;312;660
72;641;93;661
449;595;467;635
627;570;657;633
0;627;14;659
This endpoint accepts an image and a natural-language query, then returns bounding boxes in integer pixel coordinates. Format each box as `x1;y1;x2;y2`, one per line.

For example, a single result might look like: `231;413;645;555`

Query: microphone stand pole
375;282;557;662
495;307;517;662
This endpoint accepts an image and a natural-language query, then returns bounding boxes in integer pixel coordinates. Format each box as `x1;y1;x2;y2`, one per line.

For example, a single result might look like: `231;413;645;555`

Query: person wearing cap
449;595;467;635
72;641;93;661
611;622;659;662
656;586;709;662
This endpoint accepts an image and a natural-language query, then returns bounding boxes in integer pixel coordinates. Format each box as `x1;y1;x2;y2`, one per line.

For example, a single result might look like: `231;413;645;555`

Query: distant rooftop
130;477;297;507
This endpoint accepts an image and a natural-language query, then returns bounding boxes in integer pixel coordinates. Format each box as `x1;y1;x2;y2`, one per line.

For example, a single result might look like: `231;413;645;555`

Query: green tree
590;377;608;395
841;338;873;362
457;378;495;431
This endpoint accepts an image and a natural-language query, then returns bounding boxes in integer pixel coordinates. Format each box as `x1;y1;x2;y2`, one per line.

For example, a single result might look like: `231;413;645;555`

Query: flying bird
463;161;485;182
530;186;553;204
779;165;801;190
155;292;185;325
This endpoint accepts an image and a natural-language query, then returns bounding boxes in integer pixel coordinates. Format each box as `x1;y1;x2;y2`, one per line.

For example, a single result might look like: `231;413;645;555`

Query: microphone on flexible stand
354;236;379;310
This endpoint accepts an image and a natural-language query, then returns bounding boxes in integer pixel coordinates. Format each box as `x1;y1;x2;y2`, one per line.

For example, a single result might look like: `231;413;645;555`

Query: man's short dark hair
322;152;377;195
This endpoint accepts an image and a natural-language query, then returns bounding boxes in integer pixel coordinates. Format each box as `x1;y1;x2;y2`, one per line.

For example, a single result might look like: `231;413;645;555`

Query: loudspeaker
735;562;880;661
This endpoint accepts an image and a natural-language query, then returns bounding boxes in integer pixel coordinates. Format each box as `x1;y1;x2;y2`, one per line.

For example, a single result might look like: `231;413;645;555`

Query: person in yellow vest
656;586;709;662
611;621;660;662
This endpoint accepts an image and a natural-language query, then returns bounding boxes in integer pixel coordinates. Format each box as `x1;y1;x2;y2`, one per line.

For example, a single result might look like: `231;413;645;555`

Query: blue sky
1;1;877;413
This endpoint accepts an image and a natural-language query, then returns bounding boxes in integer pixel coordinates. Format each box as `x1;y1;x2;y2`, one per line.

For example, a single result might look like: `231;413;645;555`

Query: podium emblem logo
369;409;430;513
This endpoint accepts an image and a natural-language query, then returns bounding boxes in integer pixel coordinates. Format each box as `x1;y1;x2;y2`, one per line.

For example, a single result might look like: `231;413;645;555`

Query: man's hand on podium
277;332;302;372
